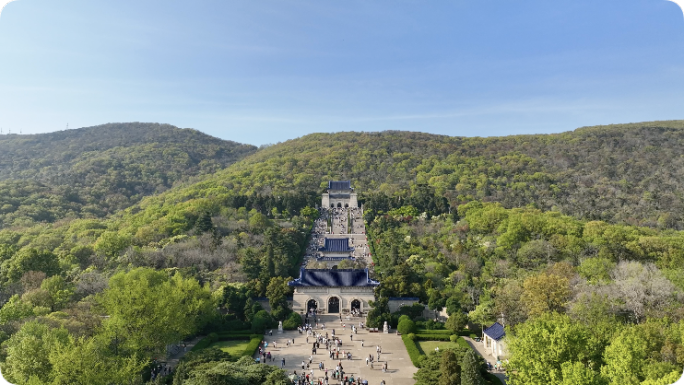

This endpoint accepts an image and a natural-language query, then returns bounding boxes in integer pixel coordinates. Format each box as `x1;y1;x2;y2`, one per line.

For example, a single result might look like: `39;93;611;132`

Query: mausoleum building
321;180;359;208
289;268;379;314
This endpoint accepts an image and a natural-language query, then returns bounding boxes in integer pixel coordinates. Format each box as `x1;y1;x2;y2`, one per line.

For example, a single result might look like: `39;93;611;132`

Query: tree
3;248;60;282
221;284;249;320
521;272;571;318
251;310;272;333
20;270;46;291
414;351;445;385
249;212;271;234
266;276;291;319
283;311;303;330
577;257;615;284
93;231;131;258
99;268;216;355
3;321;70;384
439;350;460;385
173;348;233;385
300;206;319;221
515;239;557;269
468;300;495;334
194;211;215;234
460;349;484;385
40;275;74;312
507;313;596;385
493;279;527;327
445;296;461;316
445;312;468;334
180;356;289;385
397;317;417;335
559;362;602;385
610;261;676;323
601;325;649;385
49;335;146;385
0;295;34;323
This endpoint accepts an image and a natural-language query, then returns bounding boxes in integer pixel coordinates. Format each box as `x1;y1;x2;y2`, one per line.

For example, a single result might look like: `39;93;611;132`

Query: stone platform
258;315;417;385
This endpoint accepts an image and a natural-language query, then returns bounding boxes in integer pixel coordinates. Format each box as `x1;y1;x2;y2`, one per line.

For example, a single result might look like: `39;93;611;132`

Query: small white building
482;322;507;360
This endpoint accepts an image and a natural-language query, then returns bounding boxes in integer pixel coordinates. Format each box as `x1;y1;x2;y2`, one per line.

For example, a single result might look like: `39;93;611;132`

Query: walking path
165;335;205;369
462;337;508;385
258;315;417;385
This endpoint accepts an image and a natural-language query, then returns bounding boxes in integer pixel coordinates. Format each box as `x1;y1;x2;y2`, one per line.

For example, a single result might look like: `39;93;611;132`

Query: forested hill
128;120;684;230
0;123;257;228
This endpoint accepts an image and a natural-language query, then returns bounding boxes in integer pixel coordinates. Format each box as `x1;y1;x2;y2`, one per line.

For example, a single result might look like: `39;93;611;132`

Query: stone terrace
257;315;417;385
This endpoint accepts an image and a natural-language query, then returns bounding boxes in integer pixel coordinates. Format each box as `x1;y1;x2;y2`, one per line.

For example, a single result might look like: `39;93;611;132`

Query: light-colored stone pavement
462;337;508;385
258;315;417;385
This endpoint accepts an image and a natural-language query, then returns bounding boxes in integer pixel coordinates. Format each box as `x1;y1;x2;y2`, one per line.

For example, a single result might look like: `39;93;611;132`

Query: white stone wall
322;192;359;208
293;287;375;314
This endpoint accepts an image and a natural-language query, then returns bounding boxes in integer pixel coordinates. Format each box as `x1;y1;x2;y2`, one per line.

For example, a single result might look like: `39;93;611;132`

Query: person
281;357;286;368
380;381;385;385
269;330;273;336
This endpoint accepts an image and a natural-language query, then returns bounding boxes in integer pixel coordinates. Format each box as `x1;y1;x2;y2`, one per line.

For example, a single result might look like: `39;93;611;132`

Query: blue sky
0;0;683;145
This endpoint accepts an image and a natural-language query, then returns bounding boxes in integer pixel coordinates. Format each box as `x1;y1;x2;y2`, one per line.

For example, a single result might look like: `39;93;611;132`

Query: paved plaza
257;315;417;385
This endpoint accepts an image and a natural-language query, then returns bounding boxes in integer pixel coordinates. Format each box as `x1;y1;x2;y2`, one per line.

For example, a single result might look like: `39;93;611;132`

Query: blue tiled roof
288;268;380;287
328;181;352;190
483;322;506;341
319;238;354;253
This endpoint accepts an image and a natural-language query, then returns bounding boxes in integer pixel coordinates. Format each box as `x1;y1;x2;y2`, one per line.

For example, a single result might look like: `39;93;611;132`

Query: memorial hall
289;181;377;316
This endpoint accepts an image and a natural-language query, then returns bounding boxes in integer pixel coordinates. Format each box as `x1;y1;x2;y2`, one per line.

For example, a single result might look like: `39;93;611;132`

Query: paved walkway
462;337;507;385
257;315;417;385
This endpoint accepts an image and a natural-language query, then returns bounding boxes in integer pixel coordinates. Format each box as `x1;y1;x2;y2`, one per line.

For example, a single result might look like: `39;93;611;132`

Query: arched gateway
351;299;361;312
328;297;340;313
289;268;379;315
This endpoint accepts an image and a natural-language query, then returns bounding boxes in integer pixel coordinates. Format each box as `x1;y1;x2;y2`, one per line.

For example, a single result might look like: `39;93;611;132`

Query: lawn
416;340;462;354
207;340;252;357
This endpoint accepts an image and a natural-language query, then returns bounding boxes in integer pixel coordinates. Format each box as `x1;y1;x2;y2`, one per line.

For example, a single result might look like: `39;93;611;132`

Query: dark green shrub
206;332;218;344
396;303;425;319
251;310;272;333
225;319;250;331
401;334;425;367
271;305;290;321
398;318;417;335
243;336;263;358
283;312;303;330
415;333;453;341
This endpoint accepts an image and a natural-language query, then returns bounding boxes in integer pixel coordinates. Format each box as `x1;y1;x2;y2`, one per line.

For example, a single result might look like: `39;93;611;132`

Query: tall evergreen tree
194;211;215;234
439;350;460;385
461;350;484;385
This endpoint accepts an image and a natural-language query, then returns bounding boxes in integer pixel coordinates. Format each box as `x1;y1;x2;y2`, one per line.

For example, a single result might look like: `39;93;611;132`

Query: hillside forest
1;121;684;384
